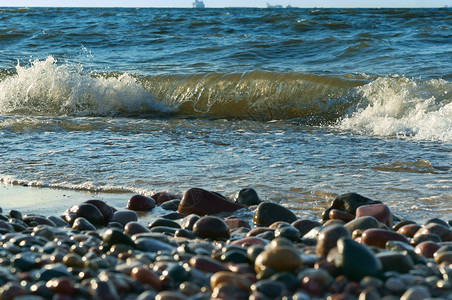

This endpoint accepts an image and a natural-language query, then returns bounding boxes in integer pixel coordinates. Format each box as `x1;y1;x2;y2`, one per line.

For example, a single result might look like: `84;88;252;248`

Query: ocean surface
0;7;451;221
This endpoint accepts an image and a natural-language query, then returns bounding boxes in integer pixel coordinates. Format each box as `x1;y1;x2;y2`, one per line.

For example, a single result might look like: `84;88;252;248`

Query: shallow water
0;7;451;221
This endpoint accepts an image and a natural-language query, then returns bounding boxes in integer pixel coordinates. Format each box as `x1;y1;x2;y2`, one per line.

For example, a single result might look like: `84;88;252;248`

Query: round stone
235;188;261;206
127;194;156;211
193;216;230;240
253;202;297;227
355;203;393;227
124;221;149;236
111;210;138;226
291;219;321;237
254;245;303;275
178;188;244;216
316;225;351;257
334;238;382;281
102;228;135;248
210;271;251;291
361;228;409;249
72;217;96;231
84;199;116;224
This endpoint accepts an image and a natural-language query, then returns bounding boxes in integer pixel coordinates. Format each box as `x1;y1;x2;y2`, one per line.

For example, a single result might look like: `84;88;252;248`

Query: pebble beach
1;186;452;300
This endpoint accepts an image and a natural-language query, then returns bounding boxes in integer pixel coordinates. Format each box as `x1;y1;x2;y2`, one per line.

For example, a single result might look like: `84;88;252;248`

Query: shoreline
0;187;452;298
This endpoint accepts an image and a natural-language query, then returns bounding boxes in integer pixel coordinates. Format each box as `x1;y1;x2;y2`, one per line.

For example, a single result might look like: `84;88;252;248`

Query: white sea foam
339;76;452;142
0;56;171;116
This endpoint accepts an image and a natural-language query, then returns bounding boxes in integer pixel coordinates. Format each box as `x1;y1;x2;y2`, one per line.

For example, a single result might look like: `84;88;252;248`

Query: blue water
0;7;451;221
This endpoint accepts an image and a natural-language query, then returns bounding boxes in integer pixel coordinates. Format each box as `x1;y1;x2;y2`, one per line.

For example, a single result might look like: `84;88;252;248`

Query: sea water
0;7;451;221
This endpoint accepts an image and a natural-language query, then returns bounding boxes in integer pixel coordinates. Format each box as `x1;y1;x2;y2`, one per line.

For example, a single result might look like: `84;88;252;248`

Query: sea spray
0;56;171;116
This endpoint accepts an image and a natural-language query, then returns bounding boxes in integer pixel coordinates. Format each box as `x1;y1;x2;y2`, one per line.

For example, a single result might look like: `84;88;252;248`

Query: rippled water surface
0;7;451;221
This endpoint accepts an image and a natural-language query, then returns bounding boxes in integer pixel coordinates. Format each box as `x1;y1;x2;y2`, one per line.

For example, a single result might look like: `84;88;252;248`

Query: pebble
127;194;156;211
355;203;394;227
178;188;244;216
334;238;382;281
2;189;452;300
235;188;262;206
316;224;351;257
192;216;230;240
253;202;297;227
111;210;138;226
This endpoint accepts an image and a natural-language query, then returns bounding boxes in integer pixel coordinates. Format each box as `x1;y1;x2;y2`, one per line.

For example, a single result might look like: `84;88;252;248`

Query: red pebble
178;188;245;216
189;255;228;273
224;218;251;229
361;228;409;249
151;191;180;205
130;266;162;291
356;204;393;227
397;223;422;238
329;209;355;223
46;277;75;294
414;241;440;258
127;195;156;211
230;237;269;247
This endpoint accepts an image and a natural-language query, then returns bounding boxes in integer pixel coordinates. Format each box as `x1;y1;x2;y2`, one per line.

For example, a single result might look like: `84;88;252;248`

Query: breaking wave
0;56;451;141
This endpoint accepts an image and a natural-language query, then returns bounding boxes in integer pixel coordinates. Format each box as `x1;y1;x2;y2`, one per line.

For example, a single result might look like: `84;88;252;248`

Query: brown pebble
329;209;355;222
355;203;393;227
130;266;163;291
361;228;409;249
254;245;303;275
316;225;351;257
210;271;251;291
127;194;156;211
193;216;230;240
414;241;440;258
397;223;422;238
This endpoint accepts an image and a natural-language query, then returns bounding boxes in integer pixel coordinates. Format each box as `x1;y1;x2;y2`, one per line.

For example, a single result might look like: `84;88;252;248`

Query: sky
0;0;449;7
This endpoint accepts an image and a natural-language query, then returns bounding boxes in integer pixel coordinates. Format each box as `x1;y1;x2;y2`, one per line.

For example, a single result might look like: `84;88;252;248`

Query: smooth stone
84;199;116;225
316;225;351;257
414;241;440;258
45;277;75;294
411;233;441;245
102;228;135;248
211;284;249;300
193;216;230;240
181;214;200;231
9;209;22;220
151;191;180;205
127;195;156;211
355;203;393;227
148;218;181;229
160;212;184;220
253;202;297;227
137;291;158;300
210;271;251;291
149;226;178;236
235;188;261;206
0;282;27;299
178;188;245;216
111;210;138;226
334;238;382;281
329;209;355;223
426;217;450;228
385;241;421;264
221;250;249;264
400;286;431;300
23;215;56;227
0;220;14;232
251;280;286;299
246;227;275;237
161;264;191;287
155;291;186;300
47;216;68;227
415;223;452;241
174;229;199;239
376;252;414;273
70;203;104;226
189;255;228;273
392;220;416;231
72;217;96;231
397;224;422;238
345;216;380;233
385;277;406;294
254;245;303;275
291;219;322;237
274;225;301;242
322;192;381;221
131;266;163;291
298;268;333;296
361;229;410;249
89;279;120;300
268;272;299;291
231;237;269;247
160;199;181;211
134;237;174;252
124;221;150;236
224;218;251;230
434;251;452;264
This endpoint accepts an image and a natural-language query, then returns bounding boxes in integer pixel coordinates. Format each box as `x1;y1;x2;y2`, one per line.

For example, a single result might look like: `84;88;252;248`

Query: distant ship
193;0;205;8
267;3;283;8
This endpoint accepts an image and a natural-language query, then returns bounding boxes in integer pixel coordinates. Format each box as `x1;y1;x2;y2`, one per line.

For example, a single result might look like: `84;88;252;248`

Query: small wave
0;56;171;117
338;75;452;142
